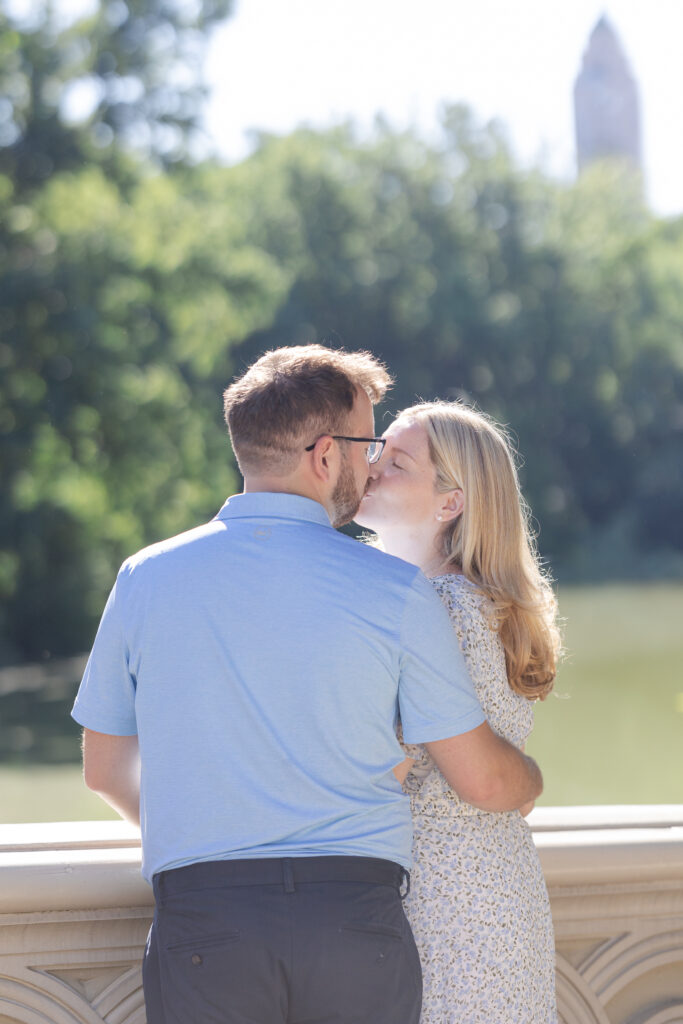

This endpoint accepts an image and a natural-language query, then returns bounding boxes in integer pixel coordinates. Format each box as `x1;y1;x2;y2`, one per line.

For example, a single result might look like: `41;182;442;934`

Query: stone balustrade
0;807;681;1023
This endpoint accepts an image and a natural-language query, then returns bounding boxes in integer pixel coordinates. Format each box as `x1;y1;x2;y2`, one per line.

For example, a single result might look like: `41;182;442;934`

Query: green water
0;584;681;822
528;584;683;805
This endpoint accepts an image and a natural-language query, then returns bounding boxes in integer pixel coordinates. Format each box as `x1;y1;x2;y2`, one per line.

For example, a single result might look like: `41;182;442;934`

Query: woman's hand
393;756;415;785
516;744;535;815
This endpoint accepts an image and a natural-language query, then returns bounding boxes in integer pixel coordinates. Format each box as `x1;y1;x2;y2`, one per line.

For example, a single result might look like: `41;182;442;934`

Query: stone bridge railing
0;806;681;1023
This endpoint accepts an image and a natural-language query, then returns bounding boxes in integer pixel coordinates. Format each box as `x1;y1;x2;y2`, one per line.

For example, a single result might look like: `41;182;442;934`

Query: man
73;344;542;1024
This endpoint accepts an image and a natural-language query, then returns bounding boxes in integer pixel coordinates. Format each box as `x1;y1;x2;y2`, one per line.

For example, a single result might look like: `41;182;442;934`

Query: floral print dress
402;575;557;1024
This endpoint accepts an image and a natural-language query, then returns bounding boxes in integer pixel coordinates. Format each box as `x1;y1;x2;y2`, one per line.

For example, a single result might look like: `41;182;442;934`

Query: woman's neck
376;524;446;577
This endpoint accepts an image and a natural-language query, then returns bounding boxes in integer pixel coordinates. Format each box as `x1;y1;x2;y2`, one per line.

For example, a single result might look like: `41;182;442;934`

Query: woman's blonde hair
397;401;561;699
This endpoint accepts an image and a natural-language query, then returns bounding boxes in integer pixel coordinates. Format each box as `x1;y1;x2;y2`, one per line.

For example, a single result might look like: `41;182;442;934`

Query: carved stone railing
0;808;681;1023
534;807;683;1023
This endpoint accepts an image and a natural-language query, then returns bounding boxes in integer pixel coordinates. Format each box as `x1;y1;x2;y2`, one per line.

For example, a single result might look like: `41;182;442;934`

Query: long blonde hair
397;401;561;699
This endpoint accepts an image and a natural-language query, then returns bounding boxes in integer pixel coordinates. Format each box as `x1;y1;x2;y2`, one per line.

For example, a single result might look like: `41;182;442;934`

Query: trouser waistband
153;855;409;899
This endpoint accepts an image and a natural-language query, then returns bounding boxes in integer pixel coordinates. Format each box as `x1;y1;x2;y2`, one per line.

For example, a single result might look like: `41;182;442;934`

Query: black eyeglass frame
304;435;386;464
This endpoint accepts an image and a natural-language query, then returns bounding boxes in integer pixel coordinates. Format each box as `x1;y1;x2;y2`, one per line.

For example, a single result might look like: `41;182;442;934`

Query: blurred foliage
0;0;286;664
0;162;291;663
1;7;683;670
0;678;82;763
0;0;233;192
232;113;683;570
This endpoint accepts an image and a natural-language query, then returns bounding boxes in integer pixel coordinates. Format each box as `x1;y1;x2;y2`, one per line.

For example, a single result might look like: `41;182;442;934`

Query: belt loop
282;858;295;894
400;868;411;900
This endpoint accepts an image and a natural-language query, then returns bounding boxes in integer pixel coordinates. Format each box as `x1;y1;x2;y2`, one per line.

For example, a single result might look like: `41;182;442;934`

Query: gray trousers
143;856;422;1024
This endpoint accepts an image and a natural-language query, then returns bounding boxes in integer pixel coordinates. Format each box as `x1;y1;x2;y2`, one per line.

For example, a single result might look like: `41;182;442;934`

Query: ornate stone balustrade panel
0;809;680;1024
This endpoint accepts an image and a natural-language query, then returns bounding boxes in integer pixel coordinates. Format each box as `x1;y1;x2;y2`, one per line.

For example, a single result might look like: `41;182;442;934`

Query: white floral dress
401;574;557;1024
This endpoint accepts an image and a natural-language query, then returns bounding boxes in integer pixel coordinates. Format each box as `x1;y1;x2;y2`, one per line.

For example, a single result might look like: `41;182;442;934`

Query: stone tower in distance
574;14;642;173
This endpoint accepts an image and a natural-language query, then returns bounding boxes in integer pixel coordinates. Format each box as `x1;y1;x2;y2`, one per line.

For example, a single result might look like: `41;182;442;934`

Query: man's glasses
304;436;386;465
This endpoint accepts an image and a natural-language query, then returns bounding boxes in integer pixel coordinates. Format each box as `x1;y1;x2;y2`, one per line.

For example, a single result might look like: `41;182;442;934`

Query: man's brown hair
223;344;392;475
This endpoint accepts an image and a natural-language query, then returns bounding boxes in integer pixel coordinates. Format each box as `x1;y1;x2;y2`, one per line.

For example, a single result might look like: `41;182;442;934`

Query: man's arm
82;728;141;826
425;721;542;812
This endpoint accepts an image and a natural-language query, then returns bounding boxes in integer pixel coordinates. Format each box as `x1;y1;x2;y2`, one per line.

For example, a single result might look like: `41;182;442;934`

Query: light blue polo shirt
72;493;484;881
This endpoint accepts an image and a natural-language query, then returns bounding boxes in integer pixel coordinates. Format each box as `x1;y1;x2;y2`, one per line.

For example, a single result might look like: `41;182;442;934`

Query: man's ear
439;488;464;522
309;436;336;481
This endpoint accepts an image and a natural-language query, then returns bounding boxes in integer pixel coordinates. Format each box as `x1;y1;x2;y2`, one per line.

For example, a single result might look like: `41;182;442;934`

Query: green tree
0;0;248;665
0;0;233;194
231;111;683;570
3;86;683;669
0;161;290;665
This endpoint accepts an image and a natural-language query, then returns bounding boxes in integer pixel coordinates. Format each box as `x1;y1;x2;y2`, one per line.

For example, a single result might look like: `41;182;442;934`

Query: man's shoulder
118;519;222;581
331;531;422;586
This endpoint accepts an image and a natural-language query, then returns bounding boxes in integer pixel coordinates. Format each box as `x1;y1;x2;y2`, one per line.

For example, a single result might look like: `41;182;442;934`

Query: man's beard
331;455;367;529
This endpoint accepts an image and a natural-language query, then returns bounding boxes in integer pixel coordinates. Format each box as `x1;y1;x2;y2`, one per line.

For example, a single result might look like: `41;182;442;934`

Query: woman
356;400;560;1024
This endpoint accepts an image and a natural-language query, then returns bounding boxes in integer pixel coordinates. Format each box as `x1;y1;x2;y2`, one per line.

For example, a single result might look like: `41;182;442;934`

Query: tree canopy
1;0;233;194
1;8;683;667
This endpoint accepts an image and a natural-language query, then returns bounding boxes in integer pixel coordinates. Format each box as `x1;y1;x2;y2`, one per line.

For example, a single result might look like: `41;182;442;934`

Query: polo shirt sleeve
71;565;138;736
398;571;485;744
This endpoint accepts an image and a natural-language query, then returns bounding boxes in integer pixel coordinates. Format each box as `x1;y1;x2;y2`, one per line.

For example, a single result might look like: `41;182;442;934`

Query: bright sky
204;0;683;217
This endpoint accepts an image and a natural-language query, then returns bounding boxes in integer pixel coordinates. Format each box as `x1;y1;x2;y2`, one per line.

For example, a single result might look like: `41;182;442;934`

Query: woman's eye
392;461;404;470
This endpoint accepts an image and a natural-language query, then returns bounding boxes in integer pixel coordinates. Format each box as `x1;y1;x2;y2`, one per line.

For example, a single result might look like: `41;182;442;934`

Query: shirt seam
397;568;430;649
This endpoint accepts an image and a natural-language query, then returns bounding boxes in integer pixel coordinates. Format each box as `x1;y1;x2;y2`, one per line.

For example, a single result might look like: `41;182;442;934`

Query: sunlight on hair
397;401;562;700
